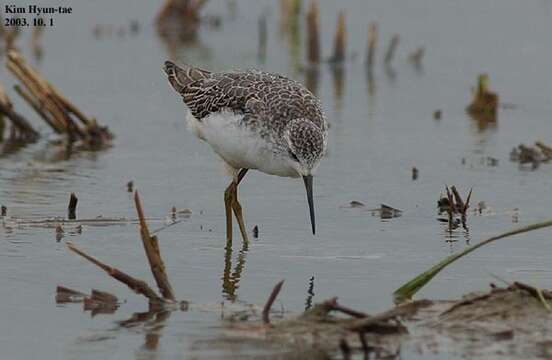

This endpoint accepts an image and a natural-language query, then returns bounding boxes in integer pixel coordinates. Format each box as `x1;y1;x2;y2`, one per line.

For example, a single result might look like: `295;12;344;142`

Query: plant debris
510;141;552;170
305;0;320;65
0;83;39;141
365;22;377;69
156;0;209;43
372;204;402;219
67;193;78;220
328;11;346;64
215;279;552;359
6;51;113;149
384;34;399;66
411;166;418;180
467;74;498;115
56;286;119;316
343;200;365;208
438;185;472;230
64;191;182;306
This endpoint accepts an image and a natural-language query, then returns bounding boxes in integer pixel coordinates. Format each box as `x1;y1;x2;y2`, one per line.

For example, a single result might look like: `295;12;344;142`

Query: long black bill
303;175;316;235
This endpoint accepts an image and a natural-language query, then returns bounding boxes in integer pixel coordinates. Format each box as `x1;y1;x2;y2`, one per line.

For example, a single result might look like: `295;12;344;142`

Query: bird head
284;118;326;176
284;118;326;235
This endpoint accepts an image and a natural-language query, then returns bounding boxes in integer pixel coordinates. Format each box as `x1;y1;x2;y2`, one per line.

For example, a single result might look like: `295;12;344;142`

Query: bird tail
163;61;211;94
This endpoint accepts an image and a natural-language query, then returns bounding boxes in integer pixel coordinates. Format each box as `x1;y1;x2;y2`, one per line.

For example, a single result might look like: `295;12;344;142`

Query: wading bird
163;62;327;242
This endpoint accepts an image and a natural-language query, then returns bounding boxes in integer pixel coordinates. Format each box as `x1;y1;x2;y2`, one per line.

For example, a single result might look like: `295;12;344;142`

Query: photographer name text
4;4;73;27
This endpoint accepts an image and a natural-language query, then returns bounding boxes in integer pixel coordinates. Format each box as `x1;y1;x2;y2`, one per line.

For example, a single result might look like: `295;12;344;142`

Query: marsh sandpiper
163;61;328;242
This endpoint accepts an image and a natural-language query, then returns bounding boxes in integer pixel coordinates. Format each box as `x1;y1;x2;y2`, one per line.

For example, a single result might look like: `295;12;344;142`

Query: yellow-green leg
224;169;249;243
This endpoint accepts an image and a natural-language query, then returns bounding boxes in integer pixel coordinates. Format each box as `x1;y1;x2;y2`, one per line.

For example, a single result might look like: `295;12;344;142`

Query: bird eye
288;150;299;162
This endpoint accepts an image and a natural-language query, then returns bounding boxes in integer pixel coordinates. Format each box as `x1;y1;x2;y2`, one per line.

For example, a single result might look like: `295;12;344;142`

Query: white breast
187;110;299;178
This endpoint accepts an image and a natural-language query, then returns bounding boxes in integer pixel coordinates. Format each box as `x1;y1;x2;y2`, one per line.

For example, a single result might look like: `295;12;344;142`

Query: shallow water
2;0;552;358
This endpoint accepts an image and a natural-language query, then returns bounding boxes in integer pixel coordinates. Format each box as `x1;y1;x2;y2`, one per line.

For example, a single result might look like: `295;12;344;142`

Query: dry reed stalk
262;280;284;324
305;0;320;64
330;11;346;63
365;22;377;68
68;193;78;220
67;242;164;303
0;83;39;140
384;34;399;65
6;51;112;147
134;191;176;302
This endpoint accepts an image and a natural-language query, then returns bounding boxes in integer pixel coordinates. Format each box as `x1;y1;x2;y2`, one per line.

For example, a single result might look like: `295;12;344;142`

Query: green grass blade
393;219;552;303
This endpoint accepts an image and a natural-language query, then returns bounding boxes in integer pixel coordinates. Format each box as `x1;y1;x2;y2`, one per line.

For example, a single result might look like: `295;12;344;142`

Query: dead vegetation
5;51;112;149
467;74;498;130
0;83;39;141
215;280;552;359
510;141;552;169
156;0;209;43
438;185;472;231
64;192;179;306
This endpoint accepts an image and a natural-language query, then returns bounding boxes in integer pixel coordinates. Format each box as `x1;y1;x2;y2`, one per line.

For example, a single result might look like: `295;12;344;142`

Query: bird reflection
221;239;249;302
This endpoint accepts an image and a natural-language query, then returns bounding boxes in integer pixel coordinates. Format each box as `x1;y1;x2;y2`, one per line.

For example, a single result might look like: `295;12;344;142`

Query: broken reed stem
536;141;552;160
445;186;454;232
55;285;87;303
7;51;82;138
0;83;39;140
450;186;472;229
262;280;284;324
305;0;320;64
365;22;377;68
6;50;111;147
13;85;62;134
331;302;368;319
68;192;78;220
384;34;399;65
331;11;346;63
348;299;431;332
90;289;118;304
450;186;464;212
393;219;552;303
134;191;176;302
66;242;163;303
